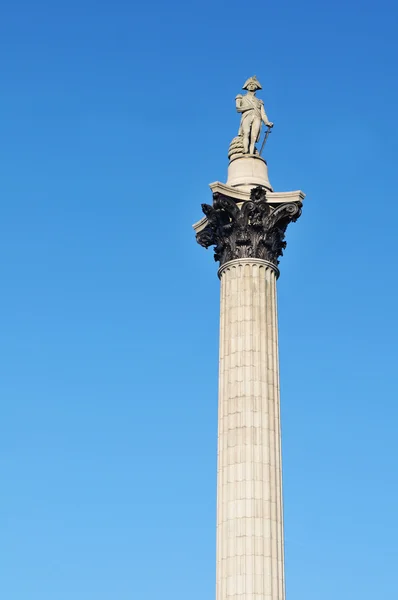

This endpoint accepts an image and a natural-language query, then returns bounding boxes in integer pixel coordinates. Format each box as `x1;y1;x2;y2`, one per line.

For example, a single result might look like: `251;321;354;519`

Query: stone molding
218;257;280;280
196;186;302;269
208;181;305;204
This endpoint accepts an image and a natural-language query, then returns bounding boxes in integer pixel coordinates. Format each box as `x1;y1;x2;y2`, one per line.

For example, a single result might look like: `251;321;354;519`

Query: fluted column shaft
216;258;284;600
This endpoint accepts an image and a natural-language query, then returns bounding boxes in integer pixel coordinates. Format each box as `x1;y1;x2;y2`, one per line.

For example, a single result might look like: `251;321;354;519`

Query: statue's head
242;75;262;92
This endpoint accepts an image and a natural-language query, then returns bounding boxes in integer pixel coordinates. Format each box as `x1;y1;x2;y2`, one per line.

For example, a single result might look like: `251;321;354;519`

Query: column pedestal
226;155;273;193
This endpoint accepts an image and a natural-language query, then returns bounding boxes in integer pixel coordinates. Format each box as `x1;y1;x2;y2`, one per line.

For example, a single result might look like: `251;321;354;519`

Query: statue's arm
260;102;273;127
236;94;244;113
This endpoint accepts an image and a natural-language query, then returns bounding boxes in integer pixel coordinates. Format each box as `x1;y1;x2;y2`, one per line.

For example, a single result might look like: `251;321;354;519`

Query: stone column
216;258;284;600
195;186;302;600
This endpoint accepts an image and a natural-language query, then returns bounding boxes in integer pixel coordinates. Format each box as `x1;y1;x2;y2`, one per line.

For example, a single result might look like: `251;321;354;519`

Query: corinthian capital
196;186;302;269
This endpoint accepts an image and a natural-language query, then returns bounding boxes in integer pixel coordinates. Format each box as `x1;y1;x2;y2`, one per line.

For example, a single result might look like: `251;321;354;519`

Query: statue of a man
236;76;273;155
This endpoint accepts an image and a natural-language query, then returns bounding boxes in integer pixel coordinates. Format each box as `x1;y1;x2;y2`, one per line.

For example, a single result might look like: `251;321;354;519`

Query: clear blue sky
1;1;397;598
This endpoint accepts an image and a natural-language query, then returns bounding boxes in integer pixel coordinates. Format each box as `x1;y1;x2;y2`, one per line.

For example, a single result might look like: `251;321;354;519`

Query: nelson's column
193;76;305;600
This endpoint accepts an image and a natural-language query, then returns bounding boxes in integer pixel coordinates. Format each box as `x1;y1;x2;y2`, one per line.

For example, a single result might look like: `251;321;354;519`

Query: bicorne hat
242;75;262;90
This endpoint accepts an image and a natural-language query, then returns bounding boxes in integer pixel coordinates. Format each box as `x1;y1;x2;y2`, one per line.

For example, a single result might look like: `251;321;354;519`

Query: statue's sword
259;126;272;156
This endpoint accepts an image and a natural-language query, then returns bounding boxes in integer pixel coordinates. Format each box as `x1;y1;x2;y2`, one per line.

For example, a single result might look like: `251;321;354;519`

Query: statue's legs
242;131;250;154
250;118;261;154
241;115;253;154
